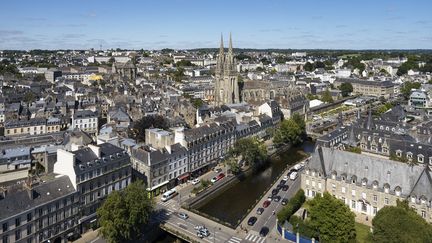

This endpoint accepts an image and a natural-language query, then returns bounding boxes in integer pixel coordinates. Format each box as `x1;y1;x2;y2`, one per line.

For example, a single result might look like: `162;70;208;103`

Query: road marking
227;236;241;243
165;221;213;243
89;237;100;243
256;237;265;243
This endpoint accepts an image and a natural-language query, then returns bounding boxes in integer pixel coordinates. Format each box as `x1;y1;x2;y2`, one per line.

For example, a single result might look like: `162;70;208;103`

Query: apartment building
72;110;98;135
302;147;432;223
334;78;395;98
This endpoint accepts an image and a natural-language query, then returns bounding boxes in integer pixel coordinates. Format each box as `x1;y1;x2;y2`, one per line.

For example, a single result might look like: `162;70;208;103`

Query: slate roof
307;147;431;198
0;175;76;221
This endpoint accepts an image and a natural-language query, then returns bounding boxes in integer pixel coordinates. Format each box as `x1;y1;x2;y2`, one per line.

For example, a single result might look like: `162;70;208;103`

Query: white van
289;172;298;180
161;189;178;202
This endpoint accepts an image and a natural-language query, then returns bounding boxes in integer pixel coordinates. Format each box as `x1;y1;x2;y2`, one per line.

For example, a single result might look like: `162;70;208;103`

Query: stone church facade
214;34;240;105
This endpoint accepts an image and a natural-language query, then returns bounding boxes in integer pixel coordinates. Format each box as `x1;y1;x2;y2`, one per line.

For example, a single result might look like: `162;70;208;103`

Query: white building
72;110;98;135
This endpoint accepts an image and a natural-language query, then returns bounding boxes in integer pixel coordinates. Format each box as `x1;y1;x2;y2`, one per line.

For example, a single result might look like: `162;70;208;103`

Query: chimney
88;144;101;158
25;176;36;200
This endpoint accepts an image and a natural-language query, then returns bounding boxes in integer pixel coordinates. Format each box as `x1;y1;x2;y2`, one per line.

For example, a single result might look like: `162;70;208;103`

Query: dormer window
395;186;401;197
361;178;367;187
396;150;402;157
407;152;413;160
418;154;424;163
384;184;390;193
373;181;378;190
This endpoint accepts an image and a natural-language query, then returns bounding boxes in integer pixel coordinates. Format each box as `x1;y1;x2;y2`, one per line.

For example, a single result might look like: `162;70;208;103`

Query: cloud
0;30;24;36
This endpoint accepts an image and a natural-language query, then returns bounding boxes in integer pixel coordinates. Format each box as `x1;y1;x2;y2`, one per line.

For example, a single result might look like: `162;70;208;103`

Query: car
282;185;289;191
191;178;200;185
271;189;279;195
211;176;218;183
199;228;210;237
273;195;281;202
263;199;271;208
282;175;289;181
256;207;264;215
281;198;288;205
279;180;286;185
247;216;257;226
214;168;222;173
276;184;283;190
259;226;269;237
290;172;298;180
217;173;225;180
267;195;273;201
197;232;204;238
178;212;189;220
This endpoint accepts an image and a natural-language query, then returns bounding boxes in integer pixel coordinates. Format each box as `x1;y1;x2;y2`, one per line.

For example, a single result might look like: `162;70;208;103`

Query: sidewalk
72;229;100;243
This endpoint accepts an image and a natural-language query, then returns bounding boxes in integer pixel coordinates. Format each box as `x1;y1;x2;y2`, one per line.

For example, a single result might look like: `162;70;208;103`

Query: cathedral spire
228;32;233;54
219;33;224;57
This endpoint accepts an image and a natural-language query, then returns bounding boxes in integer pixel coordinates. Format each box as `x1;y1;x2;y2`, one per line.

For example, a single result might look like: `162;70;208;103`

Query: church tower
214;33;239;105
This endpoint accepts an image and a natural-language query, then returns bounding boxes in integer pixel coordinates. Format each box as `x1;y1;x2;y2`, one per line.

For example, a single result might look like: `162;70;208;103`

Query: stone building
242;80;308;118
112;61;137;80
214;34;240;105
302;147;432;223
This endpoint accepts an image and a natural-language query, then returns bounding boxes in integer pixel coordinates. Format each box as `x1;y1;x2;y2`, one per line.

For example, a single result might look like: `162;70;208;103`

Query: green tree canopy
230;137;267;170
372;200;432;243
97;181;154;243
129;115;169;142
400;81;421;99
176;60;195;67
303;62;314;72
308;192;356;242
321;89;334;103
339;82;353;97
274;118;303;146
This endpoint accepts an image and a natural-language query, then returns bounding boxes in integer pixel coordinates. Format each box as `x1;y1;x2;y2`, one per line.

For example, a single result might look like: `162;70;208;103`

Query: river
195;141;315;227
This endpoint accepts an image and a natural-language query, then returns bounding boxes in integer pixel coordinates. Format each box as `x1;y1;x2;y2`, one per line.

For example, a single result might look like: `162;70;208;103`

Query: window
27;225;32;235
3;222;8;232
15;229;21;240
312;181;316;187
373;207;378;215
15;218;20;227
422;211;426;218
385;198;389;204
306;179;309;185
352;189;356;196
362;192;366;199
373;195;377;201
319;182;322;189
342;187;346;193
27;213;32;222
3;235;8;243
351;200;356;209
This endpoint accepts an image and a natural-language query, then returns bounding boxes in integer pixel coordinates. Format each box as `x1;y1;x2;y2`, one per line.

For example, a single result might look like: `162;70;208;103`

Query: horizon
1;0;431;50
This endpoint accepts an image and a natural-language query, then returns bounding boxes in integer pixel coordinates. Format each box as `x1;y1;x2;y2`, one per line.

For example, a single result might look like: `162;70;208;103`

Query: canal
195;141;315;227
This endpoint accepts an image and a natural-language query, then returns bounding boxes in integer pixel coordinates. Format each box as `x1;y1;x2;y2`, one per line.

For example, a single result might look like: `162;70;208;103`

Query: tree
97;181;154;243
308;192;356;242
292;113;306;133
400;81;421;99
130;115;169;142
23;92;35;104
274;118;303;146
256;67;265;72
191;98;204;109
304;62;314;72
176;60;194;67
224;157;241;175
372;200;432;243
321;89;334;103
376;102;393;114
230;137;267;170
339;82;353;97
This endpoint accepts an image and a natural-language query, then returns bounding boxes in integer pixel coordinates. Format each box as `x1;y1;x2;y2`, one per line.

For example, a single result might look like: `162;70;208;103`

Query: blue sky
0;0;431;50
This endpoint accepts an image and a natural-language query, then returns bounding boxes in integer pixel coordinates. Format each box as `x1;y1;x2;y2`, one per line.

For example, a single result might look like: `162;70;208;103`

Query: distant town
1;32;432;243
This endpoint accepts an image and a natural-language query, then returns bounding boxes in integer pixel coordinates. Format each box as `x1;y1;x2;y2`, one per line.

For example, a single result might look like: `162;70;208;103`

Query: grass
355;222;372;243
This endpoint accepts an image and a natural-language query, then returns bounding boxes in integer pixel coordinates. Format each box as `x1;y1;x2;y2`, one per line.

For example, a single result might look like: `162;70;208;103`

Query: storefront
177;172;190;184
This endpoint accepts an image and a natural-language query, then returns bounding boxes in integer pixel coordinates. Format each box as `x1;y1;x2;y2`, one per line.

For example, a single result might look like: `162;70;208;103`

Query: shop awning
177;172;190;180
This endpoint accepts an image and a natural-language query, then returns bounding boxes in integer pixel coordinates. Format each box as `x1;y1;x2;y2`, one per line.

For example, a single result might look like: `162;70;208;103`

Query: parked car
191;178;200;185
282;175;289;181
217;173;225;180
259;226;269;237
290;172;298;180
271;189;279;195
267;195;273;201
256;207;264;215
178;212;189;220
248;216;258;226
279;180;286;185
214;168;222;173
199;228;210;237
276;184;283;190
273;195;281;202
282;185;289;191
263;199;271;208
281;198;288;205
211;176;218;183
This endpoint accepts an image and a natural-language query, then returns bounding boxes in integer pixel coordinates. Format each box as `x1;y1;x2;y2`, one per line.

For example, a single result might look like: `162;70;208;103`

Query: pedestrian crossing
227;236;242;243
158;200;175;207
244;233;265;243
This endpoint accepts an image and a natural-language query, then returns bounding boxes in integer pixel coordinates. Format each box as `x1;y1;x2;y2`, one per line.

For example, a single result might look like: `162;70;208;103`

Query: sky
0;0;431;50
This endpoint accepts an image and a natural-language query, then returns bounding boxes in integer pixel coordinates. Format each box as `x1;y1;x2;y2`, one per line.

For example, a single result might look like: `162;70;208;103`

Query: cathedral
214;33;240;106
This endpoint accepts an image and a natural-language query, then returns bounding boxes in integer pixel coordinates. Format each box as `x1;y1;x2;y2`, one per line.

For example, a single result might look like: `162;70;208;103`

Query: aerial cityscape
1;1;432;243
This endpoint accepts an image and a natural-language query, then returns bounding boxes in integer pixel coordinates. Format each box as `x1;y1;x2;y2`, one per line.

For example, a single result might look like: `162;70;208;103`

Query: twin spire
219;33;233;56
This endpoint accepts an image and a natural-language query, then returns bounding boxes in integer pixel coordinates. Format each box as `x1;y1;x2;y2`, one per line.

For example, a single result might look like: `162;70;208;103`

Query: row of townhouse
4;118;63;137
0;143;131;243
131;113;280;195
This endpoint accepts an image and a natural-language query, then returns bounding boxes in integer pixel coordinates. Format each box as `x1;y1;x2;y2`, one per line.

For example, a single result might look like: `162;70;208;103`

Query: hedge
277;189;306;223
